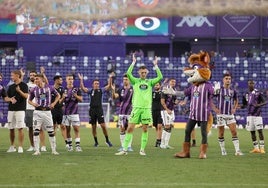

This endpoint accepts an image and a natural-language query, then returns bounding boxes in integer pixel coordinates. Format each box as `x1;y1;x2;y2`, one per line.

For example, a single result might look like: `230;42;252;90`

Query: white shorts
246;116;263;131
62;114;80;126
7;111;26;129
161;110;175;126
33;110;54;132
216;114;236;127
118;114;130;127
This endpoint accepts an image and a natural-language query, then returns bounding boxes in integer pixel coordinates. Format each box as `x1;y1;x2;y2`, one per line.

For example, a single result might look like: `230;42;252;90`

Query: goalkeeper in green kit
115;54;163;156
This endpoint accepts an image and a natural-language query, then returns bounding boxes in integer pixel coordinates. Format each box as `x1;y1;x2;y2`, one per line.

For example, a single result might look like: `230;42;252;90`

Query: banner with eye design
126;16;168;36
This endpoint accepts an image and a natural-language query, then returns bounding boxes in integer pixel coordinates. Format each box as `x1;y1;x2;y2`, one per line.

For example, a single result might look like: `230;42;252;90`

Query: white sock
120;133;125;147
259;140;265;149
165;132;171;147
253;141;259;149
49;136;56;152
75;138;80;147
33;135;40;152
232;138;240;152
160;130;166;147
67;137;72;146
218;138;225;151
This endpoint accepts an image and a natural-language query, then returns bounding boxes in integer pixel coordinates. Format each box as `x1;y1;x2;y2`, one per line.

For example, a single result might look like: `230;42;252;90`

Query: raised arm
78;73;89;93
151;56;163;85
126;54;138;84
111;83;119;99
104;75;113;91
40;66;49;85
20;68;25;81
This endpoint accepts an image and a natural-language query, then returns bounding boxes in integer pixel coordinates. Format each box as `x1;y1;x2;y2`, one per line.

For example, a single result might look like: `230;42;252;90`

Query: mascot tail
207;112;213;135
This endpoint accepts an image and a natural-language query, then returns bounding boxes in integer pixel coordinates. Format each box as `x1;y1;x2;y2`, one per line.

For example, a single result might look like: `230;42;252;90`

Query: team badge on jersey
224;95;231;102
120;89;124;97
193;91;200;98
40;93;46;100
139;84;148;90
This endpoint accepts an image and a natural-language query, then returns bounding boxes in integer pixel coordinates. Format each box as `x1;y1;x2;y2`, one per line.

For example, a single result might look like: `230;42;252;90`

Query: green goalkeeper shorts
129;108;152;125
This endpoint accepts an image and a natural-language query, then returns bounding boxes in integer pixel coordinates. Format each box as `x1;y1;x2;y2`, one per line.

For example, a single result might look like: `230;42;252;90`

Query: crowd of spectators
0;47;24;60
15;2;127;35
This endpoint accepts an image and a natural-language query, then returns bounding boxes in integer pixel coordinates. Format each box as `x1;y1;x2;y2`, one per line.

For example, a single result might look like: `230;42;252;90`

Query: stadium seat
1;58;6;66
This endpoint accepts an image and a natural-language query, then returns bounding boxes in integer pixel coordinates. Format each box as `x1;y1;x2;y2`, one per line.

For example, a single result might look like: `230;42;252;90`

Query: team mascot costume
175;51;214;159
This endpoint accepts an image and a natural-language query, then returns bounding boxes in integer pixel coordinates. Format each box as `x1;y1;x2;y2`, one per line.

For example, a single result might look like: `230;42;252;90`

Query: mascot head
184;51;211;85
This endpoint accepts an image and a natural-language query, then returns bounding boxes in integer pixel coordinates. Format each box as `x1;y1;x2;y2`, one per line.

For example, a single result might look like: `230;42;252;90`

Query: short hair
123;74;128;78
155;81;161;85
139;65;147;70
169;78;176;81
35;73;44;79
66;74;74;78
29;70;37;74
53;75;62;81
11;70;22;78
93;79;99;83
223;73;232;78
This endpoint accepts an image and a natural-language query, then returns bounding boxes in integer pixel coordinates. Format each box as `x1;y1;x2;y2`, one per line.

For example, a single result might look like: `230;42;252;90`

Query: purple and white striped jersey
184;82;214;121
161;92;177;111
63;87;82;115
117;86;133;115
247;89;266;116
29;84;58;108
215;87;238;115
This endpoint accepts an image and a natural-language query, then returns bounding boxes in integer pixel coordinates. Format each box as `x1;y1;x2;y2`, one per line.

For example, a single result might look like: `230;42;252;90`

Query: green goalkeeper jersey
126;63;163;108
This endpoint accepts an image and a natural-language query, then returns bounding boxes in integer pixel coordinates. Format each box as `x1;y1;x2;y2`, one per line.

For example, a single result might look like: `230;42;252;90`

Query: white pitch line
0;183;267;187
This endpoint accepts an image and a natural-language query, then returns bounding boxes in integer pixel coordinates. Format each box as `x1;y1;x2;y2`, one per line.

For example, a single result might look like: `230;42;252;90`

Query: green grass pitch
0;126;267;188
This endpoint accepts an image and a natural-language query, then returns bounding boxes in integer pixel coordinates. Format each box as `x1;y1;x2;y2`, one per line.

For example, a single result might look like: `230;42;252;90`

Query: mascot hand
213;81;221;95
162;87;185;98
162;86;176;95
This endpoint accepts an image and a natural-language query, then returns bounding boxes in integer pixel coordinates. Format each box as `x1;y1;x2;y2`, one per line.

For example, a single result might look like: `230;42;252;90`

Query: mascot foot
199;144;208;159
174;142;190;158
